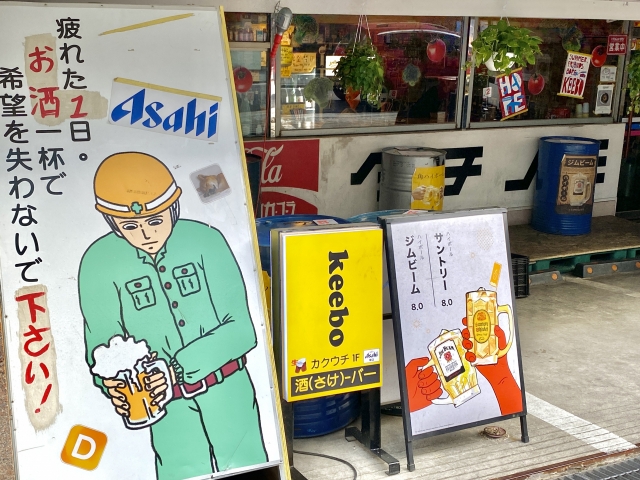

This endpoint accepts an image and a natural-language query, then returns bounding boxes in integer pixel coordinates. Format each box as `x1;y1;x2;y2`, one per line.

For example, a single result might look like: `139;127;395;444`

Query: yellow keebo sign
280;226;383;401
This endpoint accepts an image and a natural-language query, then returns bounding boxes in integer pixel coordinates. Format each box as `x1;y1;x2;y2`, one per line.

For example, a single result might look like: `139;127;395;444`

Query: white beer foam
91;335;150;379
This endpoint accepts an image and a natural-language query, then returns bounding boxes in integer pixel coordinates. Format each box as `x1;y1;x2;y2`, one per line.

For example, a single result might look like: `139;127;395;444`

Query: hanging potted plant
618;53;640;208
627;53;640;116
303;76;334;110
333;39;385;109
291;15;319;44
471;19;543;73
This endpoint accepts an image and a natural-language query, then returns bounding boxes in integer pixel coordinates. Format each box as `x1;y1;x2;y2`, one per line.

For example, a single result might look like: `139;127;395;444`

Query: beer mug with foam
115;357;173;429
466;288;514;366
420;329;480;407
569;172;591;206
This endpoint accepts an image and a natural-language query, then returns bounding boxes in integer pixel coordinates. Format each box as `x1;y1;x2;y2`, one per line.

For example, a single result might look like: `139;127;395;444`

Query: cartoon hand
103;378;130;417
144;370;169;407
144;352;173;407
461;318;522;415
411;185;426;200
405;357;443;412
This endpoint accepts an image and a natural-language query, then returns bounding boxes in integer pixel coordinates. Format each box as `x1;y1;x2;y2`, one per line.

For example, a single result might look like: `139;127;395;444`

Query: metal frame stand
344;388;400;475
282;400;309;480
520;415;530;443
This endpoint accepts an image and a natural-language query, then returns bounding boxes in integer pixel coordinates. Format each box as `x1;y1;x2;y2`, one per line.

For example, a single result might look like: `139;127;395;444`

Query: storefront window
470;19;624;124
226;13;271;138
279;15;464;133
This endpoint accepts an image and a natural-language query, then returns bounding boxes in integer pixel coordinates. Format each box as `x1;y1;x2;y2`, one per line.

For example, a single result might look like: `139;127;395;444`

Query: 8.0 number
411;303;423;310
441;299;453;307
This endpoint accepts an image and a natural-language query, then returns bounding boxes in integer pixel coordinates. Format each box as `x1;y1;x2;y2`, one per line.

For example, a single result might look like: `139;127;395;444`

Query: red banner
245;139;319;191
259;192;317;217
244;139;320;216
607;35;627;55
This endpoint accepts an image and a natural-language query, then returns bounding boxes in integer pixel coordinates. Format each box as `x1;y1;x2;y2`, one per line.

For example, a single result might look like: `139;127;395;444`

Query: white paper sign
595;84;614;115
386;210;525;437
600;65;617;83
558;51;592;99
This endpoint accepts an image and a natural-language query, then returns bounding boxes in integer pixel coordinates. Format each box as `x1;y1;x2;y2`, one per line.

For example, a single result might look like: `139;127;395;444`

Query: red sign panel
607;35;627;55
244;139;320;216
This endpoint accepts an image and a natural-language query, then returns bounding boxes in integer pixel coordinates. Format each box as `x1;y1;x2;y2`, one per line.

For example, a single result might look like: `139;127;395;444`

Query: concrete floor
292;272;640;480
0;273;639;479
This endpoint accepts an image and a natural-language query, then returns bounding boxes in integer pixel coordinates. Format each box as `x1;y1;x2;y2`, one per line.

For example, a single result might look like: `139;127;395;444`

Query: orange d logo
61;425;107;471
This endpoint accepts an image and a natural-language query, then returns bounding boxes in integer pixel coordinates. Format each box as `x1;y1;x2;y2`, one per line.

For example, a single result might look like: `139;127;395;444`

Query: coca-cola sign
245;139;320;216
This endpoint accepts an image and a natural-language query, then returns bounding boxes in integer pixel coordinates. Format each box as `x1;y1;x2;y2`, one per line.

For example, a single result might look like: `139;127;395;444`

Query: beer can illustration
420;329;480;407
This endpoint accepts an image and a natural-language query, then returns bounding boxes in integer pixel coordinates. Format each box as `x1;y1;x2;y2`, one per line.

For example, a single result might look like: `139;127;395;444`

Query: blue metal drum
531;136;600;235
255;214;360;438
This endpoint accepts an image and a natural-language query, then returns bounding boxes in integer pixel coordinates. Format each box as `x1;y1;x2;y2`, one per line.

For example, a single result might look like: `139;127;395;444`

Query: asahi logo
247;145;285;184
364;349;380;363
109;78;220;142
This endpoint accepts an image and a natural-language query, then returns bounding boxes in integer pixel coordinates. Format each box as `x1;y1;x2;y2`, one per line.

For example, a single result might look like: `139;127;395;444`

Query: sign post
383;209;528;471
271;223;399;474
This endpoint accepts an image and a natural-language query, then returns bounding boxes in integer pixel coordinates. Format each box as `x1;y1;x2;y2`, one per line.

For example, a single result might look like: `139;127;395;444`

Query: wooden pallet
508;216;640;274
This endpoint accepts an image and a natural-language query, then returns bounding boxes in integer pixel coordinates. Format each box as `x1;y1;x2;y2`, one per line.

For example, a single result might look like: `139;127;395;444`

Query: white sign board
384;209;526;439
558;51;592;99
0;4;284;479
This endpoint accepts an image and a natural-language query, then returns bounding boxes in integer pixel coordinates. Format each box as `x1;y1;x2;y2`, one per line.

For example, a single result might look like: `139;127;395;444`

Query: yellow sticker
489;262;502;288
281;46;293;66
410;166;445;210
291;53;316;74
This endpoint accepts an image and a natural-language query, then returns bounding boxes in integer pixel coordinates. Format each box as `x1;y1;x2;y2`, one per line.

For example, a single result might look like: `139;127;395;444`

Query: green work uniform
79;219;267;480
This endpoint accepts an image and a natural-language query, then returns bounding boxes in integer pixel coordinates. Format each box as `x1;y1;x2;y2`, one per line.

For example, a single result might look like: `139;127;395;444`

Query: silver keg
378;146;447;210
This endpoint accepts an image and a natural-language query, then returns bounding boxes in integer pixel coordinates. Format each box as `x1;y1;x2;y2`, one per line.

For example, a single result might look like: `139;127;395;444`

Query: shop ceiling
221;0;640;21
13;0;640;20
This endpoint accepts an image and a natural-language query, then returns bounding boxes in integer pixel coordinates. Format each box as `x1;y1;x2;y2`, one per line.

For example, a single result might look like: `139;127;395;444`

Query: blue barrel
255;214;361;438
531;136;600;235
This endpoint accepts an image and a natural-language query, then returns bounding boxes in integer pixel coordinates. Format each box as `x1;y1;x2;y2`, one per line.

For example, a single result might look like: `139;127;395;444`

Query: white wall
313;123;624;222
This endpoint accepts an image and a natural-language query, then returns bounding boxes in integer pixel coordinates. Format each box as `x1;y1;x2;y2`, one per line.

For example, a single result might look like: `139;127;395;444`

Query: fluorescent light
377;29;460;38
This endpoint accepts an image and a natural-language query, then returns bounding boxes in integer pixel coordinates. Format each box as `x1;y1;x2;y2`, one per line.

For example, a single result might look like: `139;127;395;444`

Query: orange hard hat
94;152;182;217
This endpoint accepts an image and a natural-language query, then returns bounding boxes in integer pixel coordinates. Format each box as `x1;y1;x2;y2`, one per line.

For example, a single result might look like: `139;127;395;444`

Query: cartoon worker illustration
78;152;267;479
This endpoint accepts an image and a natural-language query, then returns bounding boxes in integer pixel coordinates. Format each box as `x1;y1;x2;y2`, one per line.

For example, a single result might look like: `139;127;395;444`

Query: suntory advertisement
280;226;383;401
385;210;525;437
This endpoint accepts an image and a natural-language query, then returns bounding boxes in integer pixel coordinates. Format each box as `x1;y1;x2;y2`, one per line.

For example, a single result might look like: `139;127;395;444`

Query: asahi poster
0;5;285;479
385;210;525;438
278;226;383;401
